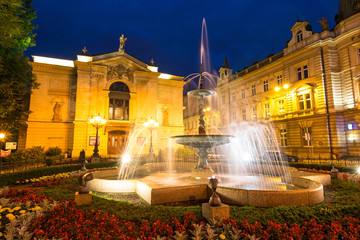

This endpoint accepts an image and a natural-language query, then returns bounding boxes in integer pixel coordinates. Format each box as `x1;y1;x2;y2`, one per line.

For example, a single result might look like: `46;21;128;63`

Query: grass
38;177;360;225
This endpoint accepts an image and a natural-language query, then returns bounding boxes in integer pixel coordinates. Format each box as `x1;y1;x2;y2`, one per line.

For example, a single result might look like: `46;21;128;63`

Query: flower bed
0;187;359;239
15;172;71;186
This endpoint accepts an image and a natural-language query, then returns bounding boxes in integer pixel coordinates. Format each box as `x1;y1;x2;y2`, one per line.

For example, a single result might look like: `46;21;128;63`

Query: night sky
27;0;340;78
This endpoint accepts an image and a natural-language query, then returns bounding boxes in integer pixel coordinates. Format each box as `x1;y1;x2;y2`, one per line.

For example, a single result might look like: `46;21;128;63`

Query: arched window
108;82;130;120
296;30;303;42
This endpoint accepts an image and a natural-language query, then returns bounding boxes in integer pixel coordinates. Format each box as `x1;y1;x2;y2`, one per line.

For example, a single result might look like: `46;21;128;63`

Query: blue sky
27;0;339;77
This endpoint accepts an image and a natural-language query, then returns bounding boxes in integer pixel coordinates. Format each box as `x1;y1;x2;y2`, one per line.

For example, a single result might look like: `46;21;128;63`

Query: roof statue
318;17;329;32
119;34;127;51
82;46;88;54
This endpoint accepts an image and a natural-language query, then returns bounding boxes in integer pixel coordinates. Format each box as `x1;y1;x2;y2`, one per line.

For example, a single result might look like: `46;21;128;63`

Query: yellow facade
23;48;185;159
216;13;360;159
184;12;360;159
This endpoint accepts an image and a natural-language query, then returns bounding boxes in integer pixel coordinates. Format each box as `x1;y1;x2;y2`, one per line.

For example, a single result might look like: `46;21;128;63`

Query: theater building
21;40;185;158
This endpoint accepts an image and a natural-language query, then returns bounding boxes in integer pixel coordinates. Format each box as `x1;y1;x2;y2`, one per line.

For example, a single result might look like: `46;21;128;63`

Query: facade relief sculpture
162;106;169;126
107;64;134;83
52;102;63;122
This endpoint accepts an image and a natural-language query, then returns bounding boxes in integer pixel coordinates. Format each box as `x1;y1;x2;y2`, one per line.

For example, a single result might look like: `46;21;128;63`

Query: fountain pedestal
202;203;229;223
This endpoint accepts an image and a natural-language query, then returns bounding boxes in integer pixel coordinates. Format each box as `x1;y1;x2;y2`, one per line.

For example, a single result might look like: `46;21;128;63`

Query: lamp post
0;133;5;172
144;119;158;160
0;133;4;149
89;114;106;162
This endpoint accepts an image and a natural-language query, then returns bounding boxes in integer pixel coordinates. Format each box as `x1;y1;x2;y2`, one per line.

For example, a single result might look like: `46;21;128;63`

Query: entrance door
108;130;128;155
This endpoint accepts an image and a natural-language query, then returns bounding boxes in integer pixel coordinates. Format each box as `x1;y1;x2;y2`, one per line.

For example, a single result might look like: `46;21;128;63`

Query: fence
0;157;118;174
1;151;359;175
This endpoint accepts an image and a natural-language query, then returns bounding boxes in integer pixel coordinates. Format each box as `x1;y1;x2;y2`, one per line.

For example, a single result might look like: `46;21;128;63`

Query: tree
0;0;38;135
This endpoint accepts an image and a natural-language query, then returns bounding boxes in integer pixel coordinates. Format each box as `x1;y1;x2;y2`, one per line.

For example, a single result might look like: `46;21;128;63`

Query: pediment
92;51;149;72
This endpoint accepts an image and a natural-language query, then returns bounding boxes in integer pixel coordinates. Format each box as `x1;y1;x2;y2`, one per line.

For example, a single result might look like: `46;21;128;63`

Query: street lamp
0;133;4;155
89;114;106;161
144;119;158;160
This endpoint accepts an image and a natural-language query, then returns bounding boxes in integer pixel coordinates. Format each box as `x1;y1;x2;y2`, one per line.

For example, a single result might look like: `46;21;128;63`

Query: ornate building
185;3;360;159
21;39;185;158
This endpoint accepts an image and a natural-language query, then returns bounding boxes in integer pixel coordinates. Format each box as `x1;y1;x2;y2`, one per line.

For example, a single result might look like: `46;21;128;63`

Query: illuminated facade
185;6;360;159
21;45;185;158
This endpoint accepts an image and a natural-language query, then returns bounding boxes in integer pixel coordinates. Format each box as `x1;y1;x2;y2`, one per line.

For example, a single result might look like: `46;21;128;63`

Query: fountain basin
87;168;325;207
216;177;323;207
171;135;232;148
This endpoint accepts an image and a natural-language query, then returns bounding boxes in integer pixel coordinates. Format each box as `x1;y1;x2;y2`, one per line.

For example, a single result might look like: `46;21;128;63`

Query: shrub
45;157;54;166
6;146;45;165
45;147;62;157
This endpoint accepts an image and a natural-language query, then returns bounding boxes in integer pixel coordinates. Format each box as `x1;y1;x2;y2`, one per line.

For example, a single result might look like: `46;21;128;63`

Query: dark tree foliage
0;0;38;136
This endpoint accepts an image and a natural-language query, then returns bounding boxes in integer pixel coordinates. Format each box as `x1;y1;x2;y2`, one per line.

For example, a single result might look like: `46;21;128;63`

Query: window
298;93;311;110
303;65;308;78
280;129;287;147
251;85;256;96
233;112;236;121
277;75;283;86
263;80;269;92
242;109;246;121
264;103;270;117
302;127;312;147
296;30;303;42
222;96;225;104
241;89;245;99
297;65;309;80
252;106;257;119
109;82;130;120
232;92;236;102
278;100;285;114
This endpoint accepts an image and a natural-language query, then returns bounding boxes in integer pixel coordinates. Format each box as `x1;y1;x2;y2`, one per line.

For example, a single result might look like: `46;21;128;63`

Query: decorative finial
150;58;155;65
82;46;88;54
119;34;127;51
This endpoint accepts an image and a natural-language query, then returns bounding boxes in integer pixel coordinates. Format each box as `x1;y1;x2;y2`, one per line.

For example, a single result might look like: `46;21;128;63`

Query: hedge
288;162;358;174
0;161;119;187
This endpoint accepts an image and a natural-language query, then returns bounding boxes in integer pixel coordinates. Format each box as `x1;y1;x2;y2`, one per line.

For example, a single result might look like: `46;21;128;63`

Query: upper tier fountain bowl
172;135;233;149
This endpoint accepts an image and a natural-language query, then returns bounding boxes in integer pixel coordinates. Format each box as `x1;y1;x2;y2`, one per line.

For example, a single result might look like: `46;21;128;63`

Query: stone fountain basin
171;135;233;148
87;168;327;207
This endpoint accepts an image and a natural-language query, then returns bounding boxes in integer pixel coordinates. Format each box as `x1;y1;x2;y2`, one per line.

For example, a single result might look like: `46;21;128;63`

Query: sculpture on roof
119;34;127;51
318;17;329;32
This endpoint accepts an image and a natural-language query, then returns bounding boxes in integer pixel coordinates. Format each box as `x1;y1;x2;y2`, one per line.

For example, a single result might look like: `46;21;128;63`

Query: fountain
171;65;232;180
87;19;326;207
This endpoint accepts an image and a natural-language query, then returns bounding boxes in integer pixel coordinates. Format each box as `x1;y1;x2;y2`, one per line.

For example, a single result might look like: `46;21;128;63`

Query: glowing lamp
275;87;280;92
348;134;356;141
158;73;171;79
122;153;131;164
283;84;289;89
